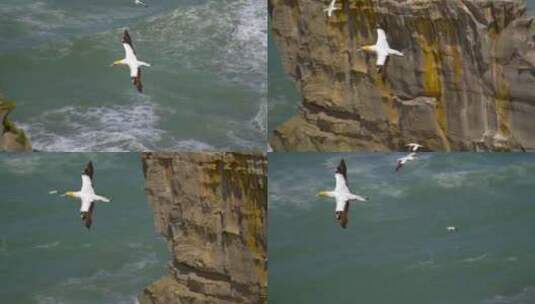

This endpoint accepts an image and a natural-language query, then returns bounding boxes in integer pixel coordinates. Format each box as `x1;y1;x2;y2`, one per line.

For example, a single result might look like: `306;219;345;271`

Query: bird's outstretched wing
339;201;350;229
395;160;403;172
122;30;136;55
81;161;94;193
132;69;143;93
376;28;389;49
335;159;350;192
376;52;387;66
336;159;347;181
83;161;94;181
81;203;94;230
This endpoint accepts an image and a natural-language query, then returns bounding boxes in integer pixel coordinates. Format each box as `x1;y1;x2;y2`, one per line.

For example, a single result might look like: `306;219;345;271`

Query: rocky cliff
0;96;31;151
270;0;535;151
139;153;267;304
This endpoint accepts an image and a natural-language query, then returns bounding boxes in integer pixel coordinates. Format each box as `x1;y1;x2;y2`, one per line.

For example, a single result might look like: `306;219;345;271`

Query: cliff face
139;153;267;304
270;0;535;151
0;97;31;151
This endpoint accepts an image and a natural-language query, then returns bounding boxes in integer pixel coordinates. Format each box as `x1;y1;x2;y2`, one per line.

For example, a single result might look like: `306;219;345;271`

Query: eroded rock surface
0;97;31;151
139;152;267;304
270;0;535;151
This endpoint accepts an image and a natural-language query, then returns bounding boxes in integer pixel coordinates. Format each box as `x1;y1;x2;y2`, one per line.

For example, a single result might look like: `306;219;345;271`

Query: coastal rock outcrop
270;0;535;151
139;153;267;304
0;97;31;151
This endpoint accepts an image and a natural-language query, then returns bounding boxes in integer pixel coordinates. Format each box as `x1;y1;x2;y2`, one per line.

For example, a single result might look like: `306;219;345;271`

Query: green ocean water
0;0;266;151
269;153;535;303
268;1;535;137
0;153;167;304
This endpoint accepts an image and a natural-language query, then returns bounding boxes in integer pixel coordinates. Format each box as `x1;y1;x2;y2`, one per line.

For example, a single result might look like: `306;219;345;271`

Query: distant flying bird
358;28;404;72
317;159;368;229
406;143;424;152
395;152;417;172
134;0;148;7
324;0;340;17
63;162;111;229
446;226;457;232
111;30;151;93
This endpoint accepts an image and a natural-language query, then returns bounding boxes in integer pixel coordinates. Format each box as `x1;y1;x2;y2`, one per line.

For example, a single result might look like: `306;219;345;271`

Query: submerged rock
270;0;535;151
139;152;267;304
0;97;31;151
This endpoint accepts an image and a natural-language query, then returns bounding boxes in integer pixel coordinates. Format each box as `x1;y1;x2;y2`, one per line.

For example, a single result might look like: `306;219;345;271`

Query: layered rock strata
139;152;267;304
270;0;535;151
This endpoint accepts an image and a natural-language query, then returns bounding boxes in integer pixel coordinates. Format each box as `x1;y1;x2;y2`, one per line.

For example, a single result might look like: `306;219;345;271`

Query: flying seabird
111;30;151;93
317;159;368;229
395;152;417;172
406;143;424;152
63;161;111;229
134;0;148;7
324;0;340;18
446;226;457;232
358;28;404;72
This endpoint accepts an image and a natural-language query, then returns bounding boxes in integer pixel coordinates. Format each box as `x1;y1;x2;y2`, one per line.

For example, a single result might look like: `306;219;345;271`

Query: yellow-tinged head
62;191;77;198
317;191;330;197
110;59;124;67
358;45;373;52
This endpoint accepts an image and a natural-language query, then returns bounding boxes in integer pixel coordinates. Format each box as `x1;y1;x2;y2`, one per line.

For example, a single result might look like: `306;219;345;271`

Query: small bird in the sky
406;143;424;152
317;159;368;229
134;0;148;7
358;28;404;72
111;30;151;93
446;226;457;232
395;152;417;172
324;0;341;18
62;161;111;229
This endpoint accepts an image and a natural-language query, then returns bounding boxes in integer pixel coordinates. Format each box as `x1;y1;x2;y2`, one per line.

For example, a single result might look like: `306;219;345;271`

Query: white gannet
317;159;368;229
395;152;417;172
134;0;148;7
111;30;151;93
324;0;340;18
358;28;404;72
63;161;111;229
406;143;424;152
446;226;457;232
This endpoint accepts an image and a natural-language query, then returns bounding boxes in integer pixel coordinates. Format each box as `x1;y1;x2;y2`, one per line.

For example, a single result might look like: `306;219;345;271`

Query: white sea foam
140;0;266;90
251;100;267;135
19;101;165;152
173;139;215;151
483;287;535;303
33;241;60;249
461;253;488;263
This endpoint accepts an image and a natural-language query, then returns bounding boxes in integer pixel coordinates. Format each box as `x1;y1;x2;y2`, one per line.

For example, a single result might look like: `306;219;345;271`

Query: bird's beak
62;191;72;198
110;60;121;67
317;191;327;197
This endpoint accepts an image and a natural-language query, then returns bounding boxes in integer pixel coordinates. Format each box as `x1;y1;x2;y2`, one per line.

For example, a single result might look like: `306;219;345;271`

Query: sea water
0;0;267;151
269;153;535;303
0;153;167;303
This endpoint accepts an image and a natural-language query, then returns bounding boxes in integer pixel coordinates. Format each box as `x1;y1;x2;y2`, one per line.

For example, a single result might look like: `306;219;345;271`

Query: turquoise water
0;0;266;151
267;18;299;136
0;153;167;303
269;153;535;303
268;1;535;137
